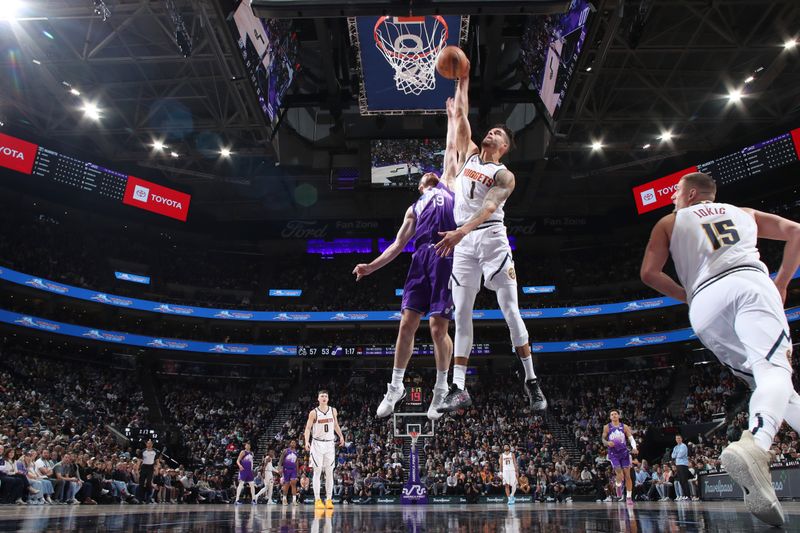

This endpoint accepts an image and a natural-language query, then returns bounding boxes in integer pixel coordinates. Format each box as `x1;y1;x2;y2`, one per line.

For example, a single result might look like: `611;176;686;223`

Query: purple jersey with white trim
412;182;456;248
607;422;629;456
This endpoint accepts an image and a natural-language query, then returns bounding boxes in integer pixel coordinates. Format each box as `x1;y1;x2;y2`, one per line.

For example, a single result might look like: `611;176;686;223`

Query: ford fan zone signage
0;132;37;175
632;166;698;215
123;175;191;221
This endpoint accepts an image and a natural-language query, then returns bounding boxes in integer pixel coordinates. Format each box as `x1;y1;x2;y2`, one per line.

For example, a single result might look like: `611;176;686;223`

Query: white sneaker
427;388;448;420
376;384;406;418
721;430;785;527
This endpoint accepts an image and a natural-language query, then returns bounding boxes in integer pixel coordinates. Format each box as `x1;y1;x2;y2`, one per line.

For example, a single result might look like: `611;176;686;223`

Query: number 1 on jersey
469;181;476;199
701;219;740;250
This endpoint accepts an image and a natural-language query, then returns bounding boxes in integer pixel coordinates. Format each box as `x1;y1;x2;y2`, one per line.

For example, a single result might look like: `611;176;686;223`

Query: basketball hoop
409;431;420;448
374;16;449;96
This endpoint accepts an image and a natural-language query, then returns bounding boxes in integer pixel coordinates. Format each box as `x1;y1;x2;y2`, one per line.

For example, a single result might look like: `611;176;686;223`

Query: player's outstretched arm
453;69;479;160
744;208;800;303
640;214;688;303
353;206;416;280
434;169;515;256
441;97;459;189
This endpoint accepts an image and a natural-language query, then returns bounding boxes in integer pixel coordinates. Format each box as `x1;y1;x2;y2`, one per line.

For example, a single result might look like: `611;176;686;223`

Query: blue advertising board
1;307;798;356
2;265;799;323
115;272;150;285
523;286;556;294
269;289;303;297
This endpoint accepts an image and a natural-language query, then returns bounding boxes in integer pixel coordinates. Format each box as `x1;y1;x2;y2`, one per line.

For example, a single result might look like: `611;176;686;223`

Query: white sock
391;367;405;389
435;370;448;391
453;365;467;389
626;490;632;498
520;355;536;380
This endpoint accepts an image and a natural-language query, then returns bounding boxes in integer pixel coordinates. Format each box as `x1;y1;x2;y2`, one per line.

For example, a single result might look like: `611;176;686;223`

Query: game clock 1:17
298;345;361;357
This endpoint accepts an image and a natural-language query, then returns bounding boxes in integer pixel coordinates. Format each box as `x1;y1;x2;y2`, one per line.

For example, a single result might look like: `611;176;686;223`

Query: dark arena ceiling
0;0;798;223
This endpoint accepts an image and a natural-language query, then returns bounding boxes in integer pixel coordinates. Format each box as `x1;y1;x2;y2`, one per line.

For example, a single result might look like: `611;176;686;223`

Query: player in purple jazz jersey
602;409;638;506
353;98;460;421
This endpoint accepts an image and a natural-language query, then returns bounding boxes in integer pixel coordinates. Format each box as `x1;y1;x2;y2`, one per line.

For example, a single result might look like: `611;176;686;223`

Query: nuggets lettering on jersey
312;407;335;440
454;154;507;226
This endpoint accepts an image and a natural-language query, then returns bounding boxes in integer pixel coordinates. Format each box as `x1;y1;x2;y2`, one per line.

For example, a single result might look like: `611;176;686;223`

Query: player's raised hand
435;229;466;257
352;263;373;281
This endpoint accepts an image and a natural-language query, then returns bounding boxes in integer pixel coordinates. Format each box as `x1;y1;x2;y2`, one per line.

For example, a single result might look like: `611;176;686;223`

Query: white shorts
451;224;517;291
502;471;517;487
689;269;793;385
310;440;336;469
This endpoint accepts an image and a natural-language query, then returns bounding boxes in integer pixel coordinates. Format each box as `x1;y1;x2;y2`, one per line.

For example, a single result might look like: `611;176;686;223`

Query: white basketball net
374;16;448;96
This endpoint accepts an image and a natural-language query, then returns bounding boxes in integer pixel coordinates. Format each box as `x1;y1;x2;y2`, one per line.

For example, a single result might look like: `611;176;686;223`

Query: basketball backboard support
251;1;570;18
392;412;435;439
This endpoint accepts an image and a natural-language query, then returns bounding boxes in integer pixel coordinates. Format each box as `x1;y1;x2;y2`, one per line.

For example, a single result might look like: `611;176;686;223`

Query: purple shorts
282;469;297;483
609;452;631;469
401;244;453;319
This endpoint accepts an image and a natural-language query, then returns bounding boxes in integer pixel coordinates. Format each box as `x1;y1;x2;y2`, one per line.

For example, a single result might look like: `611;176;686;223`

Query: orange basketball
436;46;469;80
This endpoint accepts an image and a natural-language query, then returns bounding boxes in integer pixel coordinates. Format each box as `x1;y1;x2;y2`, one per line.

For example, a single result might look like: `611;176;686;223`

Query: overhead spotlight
642;143;651;149
31;59;41;65
220;147;232;158
784;38;797;49
658;131;673;142
0;0;21;21
42;30;54;40
728;88;742;103
170;151;179;158
744;76;755;84
81;101;101;121
152;140;165;151
590;141;603;151
585;66;592;72
69;88;81;96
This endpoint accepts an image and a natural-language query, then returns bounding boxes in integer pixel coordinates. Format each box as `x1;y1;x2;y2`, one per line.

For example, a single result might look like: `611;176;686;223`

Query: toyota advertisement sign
123;175;191;221
632;166;698;215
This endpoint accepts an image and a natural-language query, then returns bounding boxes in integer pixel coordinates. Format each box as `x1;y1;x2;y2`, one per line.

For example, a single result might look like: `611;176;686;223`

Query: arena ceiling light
728;88;743;103
590;140;603;151
170;151;179;158
642;143;651;149
220;147;232;158
784;38;797;49
744;75;755;84
658;130;673;142
0;0;22;21
81;101;101;121
152;140;165;151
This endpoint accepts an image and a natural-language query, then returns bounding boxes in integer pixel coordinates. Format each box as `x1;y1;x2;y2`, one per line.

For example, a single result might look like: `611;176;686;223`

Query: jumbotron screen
370;138;445;188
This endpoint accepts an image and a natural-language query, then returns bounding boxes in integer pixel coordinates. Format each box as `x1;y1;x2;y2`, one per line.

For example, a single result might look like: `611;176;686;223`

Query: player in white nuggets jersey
434;58;546;414
499;445;519;505
303;390;344;511
641;172;800;527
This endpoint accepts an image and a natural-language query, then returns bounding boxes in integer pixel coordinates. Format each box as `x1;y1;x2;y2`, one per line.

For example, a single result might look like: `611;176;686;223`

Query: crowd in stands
2;340;800;506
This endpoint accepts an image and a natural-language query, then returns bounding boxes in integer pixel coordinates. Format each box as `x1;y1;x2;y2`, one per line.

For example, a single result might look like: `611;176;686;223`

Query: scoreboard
31;146;128;200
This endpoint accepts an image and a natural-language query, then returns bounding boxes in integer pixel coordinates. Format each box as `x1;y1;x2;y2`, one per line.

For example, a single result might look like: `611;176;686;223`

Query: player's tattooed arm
435;169;515;257
640;214;688;303
353;206;416;279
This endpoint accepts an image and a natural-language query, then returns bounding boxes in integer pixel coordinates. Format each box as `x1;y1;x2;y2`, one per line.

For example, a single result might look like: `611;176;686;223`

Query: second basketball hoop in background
374;16;449;95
